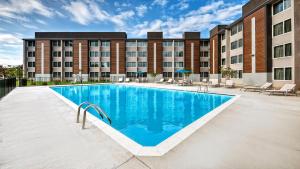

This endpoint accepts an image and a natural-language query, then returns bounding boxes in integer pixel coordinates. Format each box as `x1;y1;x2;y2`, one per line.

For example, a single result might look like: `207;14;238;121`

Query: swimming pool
51;84;236;155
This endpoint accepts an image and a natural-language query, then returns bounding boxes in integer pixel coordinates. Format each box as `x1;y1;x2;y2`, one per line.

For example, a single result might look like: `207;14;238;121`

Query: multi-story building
23;32;210;82
23;0;299;89
210;0;299;89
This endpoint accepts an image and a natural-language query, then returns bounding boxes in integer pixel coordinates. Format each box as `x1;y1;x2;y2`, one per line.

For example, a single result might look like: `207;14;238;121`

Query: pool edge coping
47;85;240;157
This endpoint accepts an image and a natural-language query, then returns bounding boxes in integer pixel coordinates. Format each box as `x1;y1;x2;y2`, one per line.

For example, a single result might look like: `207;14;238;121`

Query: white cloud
170;0;189;10
36;19;47;25
136;5;148;17
152;0;168;7
0;33;22;45
0;33;22;65
63;0;134;27
128;0;243;38
0;0;55;20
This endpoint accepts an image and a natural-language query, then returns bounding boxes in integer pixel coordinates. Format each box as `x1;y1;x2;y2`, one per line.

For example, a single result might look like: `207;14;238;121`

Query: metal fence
0;78;16;99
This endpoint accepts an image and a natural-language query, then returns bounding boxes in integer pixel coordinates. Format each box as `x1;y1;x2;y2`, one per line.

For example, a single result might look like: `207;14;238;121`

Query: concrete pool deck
1;83;300;169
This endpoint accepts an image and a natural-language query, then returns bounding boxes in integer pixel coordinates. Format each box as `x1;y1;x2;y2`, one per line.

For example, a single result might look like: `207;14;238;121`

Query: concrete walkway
1;84;300;169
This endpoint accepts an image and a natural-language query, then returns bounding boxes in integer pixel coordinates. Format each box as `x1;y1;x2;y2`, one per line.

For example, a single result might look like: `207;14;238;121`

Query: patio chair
241;82;272;92
266;84;296;96
118;77;124;83
156;78;164;83
225;80;235;88
209;79;219;87
125;78;130;83
178;80;184;86
166;78;173;84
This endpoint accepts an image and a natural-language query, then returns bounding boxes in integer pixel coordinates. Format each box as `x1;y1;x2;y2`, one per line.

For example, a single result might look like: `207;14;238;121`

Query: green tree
220;67;234;80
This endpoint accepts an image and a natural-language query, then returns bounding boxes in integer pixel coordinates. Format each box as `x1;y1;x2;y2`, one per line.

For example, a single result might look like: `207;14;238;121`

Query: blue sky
0;0;247;65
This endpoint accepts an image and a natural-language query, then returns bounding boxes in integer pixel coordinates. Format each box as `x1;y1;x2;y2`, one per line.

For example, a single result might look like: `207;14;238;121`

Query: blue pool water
51;84;233;146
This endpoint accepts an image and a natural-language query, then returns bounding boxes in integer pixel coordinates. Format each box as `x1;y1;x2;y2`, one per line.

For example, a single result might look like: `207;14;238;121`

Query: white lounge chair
166;78;173;84
225;80;235;88
125;78;130;82
178;80;184;86
266;84;296;96
209;79;219;87
118;77;124;83
241;82;272;92
156;78;164;83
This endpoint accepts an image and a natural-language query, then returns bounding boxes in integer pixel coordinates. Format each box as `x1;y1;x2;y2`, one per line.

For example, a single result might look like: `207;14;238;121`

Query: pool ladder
77;101;112;129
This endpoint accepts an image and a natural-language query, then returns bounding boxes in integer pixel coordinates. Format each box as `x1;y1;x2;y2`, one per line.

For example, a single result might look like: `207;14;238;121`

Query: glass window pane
284;19;291;33
285;43;292;56
274;68;284;80
285;67;292;80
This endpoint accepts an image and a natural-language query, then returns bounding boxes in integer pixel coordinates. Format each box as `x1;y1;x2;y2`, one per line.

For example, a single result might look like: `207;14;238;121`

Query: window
238;70;243;79
52;41;61;47
238;23;243;32
52;62;61;67
89;62;99;67
231;41;238;50
175;51;184;57
238;54;243;63
64;41;72;47
174;72;183;78
138;62;147;67
28;41;35;47
238;39;243;47
89;72;99;78
52;51;61;57
90;40;98;47
201;51;209;57
64;62;73;67
163;41;172;47
65;51;73;57
101;72;110;77
274;45;284;58
53;72;61;78
101;62;110;67
101;41;110;47
89;51;99;57
126;51;136;57
274;19;291;36
285;43;292;56
163;62;172;67
126;62;136;67
222;46;226;53
231;56;238;64
163;72;172;77
137;41;147;47
28;51;35;57
221;58;226;65
284;19;291;33
174;41;184;47
273;0;291;15
175;62;183;68
273;22;283;36
28;72;35;78
231;26;238;36
163;51;172;57
27;62;35;67
126;72;136;78
101;51;110;57
274;67;292;80
200;72;209;78
200;62;209;67
274;43;292;58
126;42;136;47
138;51;147;57
201;41;209;47
65;72;73;78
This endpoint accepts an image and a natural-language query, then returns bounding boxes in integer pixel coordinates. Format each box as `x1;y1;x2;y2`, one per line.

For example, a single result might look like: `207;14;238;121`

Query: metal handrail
82;104;112;129
77;101;112;129
77;101;92;123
